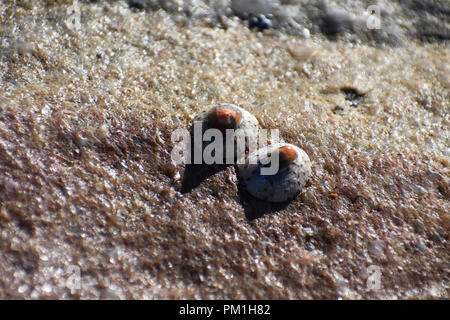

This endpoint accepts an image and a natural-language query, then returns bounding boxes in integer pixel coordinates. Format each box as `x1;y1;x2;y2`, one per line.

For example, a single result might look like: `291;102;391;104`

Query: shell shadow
180;127;234;193
236;178;293;220
180;162;231;193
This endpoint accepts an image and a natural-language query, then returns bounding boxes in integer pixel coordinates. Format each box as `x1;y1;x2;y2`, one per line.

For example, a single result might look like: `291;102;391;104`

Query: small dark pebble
249;14;272;30
128;0;148;10
249;16;259;28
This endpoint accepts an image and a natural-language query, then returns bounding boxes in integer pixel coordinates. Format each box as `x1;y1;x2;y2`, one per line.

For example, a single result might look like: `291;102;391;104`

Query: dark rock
341;87;364;101
249;16;259;28
321;10;353;37
249;14;272;30
128;0;149;10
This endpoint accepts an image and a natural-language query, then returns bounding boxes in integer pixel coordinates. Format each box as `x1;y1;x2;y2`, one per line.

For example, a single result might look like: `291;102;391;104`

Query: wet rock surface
0;1;449;299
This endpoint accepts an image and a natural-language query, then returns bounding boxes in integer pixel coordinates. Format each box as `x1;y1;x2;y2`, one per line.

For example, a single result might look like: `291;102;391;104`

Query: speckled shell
192;104;259;163
238;143;311;202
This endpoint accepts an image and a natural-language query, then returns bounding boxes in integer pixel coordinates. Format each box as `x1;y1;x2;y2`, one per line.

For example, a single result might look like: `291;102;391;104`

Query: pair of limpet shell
192;104;312;202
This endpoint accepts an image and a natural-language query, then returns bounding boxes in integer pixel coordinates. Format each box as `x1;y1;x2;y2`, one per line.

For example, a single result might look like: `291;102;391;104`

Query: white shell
192;104;259;164
237;143;312;202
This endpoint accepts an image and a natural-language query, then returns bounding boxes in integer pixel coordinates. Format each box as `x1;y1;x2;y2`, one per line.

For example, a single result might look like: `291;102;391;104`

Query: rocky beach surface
0;0;448;299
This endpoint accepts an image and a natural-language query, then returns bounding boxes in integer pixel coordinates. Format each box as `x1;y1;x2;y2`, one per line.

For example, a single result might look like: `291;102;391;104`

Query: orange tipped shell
238;143;311;202
208;108;242;130
277;145;298;168
193;104;259;163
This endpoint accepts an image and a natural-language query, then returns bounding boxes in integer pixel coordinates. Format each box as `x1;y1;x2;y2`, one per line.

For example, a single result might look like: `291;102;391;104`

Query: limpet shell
192;104;259;163
238;143;311;202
